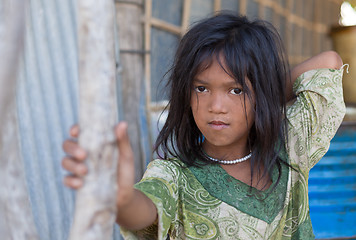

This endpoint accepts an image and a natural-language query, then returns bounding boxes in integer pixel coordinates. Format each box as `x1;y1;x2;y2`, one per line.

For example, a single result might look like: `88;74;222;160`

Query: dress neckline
188;155;289;224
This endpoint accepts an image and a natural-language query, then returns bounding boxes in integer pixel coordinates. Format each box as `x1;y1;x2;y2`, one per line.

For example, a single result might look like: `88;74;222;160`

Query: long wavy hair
154;12;290;188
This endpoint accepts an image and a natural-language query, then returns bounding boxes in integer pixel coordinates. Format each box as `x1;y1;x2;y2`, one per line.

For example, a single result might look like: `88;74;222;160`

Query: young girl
62;13;346;239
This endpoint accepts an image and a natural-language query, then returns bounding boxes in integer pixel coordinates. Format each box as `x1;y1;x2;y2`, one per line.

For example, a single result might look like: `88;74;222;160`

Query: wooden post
0;2;24;122
116;0;145;180
313;0;322;55
285;0;293;64
144;0;153;155
182;0;191;35
258;2;265;19
0;1;39;239
69;0;118;239
239;0;247;15
214;0;221;12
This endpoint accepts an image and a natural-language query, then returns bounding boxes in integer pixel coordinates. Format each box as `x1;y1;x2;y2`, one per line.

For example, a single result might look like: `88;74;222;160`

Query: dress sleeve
120;159;179;240
285;67;346;173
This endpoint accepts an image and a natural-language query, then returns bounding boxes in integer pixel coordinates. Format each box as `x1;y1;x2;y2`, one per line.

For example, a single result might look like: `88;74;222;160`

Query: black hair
154;12;290;189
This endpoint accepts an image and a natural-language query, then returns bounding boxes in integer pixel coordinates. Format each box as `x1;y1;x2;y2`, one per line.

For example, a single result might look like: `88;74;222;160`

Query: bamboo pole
151;17;182;35
144;0;152;110
323;0;332;51
181;0;191;35
258;2;265;19
0;1;39;239
295;0;303;59
144;0;154;164
214;0;221;12
68;0;118;239
285;0;293;62
313;0;322;55
239;0;247;15
272;5;280;30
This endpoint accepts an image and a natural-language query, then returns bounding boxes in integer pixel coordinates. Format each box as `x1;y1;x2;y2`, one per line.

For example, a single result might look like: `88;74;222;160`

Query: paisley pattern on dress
120;68;346;240
188;159;289;224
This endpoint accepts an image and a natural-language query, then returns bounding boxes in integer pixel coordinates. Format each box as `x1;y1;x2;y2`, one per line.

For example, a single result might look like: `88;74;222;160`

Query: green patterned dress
121;68;346;239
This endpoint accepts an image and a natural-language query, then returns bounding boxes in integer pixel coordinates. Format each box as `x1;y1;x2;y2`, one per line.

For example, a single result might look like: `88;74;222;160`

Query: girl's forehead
196;53;230;77
195;54;246;82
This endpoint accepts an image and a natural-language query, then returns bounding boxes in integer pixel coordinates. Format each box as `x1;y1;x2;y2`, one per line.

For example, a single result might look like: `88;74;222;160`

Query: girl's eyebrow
193;78;242;87
192;78;208;84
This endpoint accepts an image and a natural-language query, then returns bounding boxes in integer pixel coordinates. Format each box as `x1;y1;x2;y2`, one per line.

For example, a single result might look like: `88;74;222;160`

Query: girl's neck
202;142;272;191
202;142;250;162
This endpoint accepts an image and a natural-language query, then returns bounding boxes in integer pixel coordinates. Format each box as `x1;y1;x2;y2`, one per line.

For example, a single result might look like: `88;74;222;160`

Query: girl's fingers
115;122;135;186
115;122;134;163
62;124;86;190
115;122;136;207
70;124;80;138
62;139;87;161
63;175;84;189
62;156;88;176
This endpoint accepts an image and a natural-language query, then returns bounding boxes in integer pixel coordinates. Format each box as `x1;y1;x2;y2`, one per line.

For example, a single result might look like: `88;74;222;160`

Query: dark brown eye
230;88;243;95
195;86;207;93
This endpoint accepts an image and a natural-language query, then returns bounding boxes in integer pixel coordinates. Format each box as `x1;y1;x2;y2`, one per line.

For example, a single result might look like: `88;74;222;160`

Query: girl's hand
62;122;136;208
62;124;88;189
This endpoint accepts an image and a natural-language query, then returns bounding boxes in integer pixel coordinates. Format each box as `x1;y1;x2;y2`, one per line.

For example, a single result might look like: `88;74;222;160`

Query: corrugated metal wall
16;1;122;239
309;126;356;238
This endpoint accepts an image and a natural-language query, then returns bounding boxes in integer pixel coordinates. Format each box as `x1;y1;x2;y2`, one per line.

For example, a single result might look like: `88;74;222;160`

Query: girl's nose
208;93;228;114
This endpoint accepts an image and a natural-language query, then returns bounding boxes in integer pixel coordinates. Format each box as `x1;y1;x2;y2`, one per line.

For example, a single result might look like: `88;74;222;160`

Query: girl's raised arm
62;122;158;231
287;51;343;101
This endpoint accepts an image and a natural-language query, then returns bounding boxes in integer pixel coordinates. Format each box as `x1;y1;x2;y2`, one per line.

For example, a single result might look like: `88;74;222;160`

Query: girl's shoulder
148;157;186;169
143;158;188;179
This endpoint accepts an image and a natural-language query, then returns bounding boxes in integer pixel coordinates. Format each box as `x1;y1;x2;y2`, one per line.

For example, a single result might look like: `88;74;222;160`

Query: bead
205;152;252;165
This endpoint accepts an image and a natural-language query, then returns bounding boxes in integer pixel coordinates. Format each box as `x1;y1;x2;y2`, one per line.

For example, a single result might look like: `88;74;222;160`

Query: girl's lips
209;121;229;130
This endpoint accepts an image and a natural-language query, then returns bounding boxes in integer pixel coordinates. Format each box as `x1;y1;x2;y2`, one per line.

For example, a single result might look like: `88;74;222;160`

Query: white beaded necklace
205;152;252;165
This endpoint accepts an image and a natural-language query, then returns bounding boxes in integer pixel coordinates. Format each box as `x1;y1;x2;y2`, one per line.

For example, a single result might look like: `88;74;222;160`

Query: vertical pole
0;0;39;239
286;0;293;64
116;0;145;180
258;2;265;19
214;0;221;12
272;2;281;30
295;0;302;62
0;1;24;121
69;0;118;239
313;0;321;55
181;0;191;36
239;0;247;15
144;0;154;160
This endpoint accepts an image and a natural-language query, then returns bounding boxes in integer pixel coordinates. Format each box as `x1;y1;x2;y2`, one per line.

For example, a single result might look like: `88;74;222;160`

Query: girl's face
191;57;255;158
